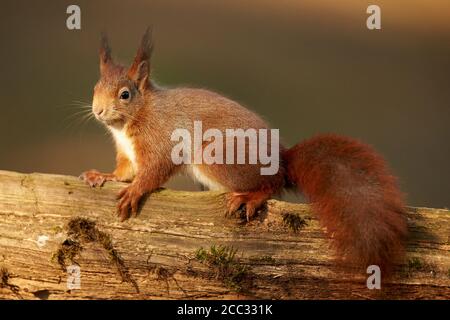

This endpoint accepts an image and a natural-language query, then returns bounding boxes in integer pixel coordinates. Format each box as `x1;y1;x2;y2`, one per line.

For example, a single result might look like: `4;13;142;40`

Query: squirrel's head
92;28;153;127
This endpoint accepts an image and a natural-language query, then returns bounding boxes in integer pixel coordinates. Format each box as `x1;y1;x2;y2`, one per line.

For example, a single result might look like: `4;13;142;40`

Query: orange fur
113;151;134;182
81;29;408;273
283;134;408;274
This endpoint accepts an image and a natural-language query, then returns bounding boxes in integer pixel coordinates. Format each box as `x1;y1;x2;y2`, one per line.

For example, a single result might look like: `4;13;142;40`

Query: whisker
114;109;139;122
62;107;95;131
72;99;92;105
55;103;92;110
64;109;92;122
69;103;92;108
77;113;96;131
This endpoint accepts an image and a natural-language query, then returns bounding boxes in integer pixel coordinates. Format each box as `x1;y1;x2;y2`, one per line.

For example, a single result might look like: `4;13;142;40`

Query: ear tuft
135;27;153;64
99;32;113;74
128;27;153;87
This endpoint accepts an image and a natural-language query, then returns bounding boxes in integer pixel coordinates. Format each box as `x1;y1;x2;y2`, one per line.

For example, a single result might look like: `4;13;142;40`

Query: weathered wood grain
0;170;448;300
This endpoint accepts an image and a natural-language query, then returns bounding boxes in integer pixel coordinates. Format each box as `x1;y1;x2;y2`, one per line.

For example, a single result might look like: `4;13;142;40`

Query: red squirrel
80;29;408;274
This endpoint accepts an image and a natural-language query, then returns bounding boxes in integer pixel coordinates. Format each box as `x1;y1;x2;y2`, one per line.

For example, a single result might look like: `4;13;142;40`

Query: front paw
79;170;114;188
117;184;144;221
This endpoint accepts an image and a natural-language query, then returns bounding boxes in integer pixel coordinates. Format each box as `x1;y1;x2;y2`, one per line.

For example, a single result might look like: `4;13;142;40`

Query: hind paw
226;191;271;221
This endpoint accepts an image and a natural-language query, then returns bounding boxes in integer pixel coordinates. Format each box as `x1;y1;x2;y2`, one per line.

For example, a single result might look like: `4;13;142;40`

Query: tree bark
0;170;448;300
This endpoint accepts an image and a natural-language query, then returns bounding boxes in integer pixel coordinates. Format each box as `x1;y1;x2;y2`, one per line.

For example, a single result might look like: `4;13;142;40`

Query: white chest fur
109;126;138;171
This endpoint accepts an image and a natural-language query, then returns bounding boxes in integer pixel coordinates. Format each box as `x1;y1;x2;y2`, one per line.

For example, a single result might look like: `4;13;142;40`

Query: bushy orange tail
283;134;408;274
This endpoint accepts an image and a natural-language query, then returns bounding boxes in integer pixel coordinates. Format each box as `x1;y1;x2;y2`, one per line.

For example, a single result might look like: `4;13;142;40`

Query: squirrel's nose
94;108;105;117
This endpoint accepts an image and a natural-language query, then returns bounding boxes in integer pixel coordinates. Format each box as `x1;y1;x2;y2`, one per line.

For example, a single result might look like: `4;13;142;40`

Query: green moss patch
255;255;276;264
282;212;307;232
195;245;251;292
401;257;437;278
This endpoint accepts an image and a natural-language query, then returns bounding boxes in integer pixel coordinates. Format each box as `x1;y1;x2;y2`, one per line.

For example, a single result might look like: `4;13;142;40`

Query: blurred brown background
0;0;449;207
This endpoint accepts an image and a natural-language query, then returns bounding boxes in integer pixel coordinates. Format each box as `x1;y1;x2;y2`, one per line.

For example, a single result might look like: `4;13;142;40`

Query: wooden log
0;170;448;300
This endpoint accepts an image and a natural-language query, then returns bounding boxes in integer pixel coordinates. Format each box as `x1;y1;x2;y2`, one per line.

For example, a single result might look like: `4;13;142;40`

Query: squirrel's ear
130;60;150;92
128;27;153;90
99;32;113;74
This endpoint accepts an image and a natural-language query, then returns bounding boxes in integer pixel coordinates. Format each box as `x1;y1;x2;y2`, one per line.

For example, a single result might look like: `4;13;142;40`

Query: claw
226;194;245;217
116;185;144;221
225;191;270;222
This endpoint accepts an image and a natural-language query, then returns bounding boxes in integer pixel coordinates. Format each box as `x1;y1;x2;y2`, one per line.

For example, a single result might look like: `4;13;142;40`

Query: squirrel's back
150;87;271;134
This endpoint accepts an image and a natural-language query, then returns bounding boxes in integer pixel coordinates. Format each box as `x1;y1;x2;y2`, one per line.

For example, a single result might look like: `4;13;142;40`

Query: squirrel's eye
119;90;130;100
